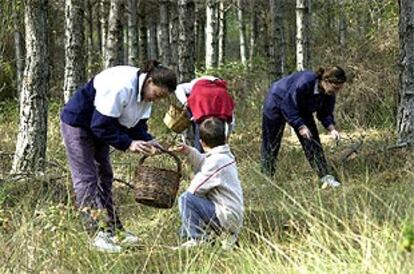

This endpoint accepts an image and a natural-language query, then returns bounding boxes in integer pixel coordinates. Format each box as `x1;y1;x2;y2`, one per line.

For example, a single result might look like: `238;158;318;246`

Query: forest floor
0;99;413;273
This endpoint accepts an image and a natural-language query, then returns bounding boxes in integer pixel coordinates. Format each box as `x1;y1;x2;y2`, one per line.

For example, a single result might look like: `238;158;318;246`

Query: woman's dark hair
315;66;347;84
199;117;226;148
141;60;177;93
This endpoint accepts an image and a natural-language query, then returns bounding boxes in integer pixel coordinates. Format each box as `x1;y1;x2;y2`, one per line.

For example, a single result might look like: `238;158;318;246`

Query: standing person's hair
199;117;226;148
141;60;177;93
315;66;347;84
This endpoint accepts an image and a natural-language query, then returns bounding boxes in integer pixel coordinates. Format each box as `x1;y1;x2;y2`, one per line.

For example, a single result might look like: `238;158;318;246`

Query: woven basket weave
133;148;181;209
163;104;191;133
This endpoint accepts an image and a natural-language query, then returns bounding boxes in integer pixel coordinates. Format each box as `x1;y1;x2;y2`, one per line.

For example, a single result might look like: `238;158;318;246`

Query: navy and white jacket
263;71;336;130
60;66;153;151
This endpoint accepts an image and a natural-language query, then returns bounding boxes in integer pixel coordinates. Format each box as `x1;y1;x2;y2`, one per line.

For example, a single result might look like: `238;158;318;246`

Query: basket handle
138;146;182;177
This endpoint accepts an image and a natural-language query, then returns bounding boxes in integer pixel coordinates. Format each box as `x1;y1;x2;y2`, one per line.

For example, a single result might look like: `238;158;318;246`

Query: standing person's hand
128;140;156;155
298;126;312;139
170;143;191;155
147;139;164;154
329;129;341;141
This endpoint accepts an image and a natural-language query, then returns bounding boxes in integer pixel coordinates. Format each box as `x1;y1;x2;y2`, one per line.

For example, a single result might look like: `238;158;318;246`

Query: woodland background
0;0;413;273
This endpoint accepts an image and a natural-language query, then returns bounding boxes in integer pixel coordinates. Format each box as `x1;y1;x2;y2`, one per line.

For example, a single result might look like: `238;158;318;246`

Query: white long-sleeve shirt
186;144;244;234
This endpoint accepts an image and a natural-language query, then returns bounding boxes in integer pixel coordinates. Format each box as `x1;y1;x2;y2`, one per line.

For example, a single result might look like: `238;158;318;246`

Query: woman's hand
170;143;191;155
298;126;312;139
128;140;157;155
329;129;341;141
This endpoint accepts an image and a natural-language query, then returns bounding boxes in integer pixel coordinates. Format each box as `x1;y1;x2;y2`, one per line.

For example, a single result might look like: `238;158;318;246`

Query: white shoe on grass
91;231;122;253
111;230;140;246
320;175;341;189
175;238;209;250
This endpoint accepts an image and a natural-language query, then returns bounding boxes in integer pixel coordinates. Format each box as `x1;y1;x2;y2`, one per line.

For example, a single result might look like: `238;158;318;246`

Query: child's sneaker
320;175;341;189
91;231;122;253
175;238;209;250
111;230;140;246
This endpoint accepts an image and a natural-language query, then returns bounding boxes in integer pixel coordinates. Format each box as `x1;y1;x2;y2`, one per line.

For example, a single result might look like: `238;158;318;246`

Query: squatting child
174;117;244;249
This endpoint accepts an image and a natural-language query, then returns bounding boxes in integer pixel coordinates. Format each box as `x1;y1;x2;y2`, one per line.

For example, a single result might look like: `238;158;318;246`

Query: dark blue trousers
261;111;330;178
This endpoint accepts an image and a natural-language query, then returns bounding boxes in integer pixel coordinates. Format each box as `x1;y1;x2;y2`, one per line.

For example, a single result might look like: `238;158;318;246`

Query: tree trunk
296;0;311;70
170;0;179;74
205;0;219;69
12;0;25;98
397;0;414;145
105;0;124;68
148;6;159;60
85;0;94;77
138;1;148;65
12;0;49;174
236;0;247;66
159;0;171;66
178;0;195;83
64;0;85;103
249;1;259;63
100;0;109;65
269;0;285;79
127;0;138;65
217;0;226;67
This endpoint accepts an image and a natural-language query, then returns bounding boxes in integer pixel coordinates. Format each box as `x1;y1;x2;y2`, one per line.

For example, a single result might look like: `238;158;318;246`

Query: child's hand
170;143;191;155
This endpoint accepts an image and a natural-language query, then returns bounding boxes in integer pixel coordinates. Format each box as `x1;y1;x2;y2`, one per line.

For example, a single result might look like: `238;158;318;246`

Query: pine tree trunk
159;0;171;66
296;0;311;70
12;0;49;174
205;0;219;69
138;1;148;65
63;0;85;103
148;13;159;60
170;0;179;74
86;0;94;77
236;0;247;66
397;0;414;145
105;0;124;68
100;0;109;65
12;0;25;98
127;0;138;65
178;0;195;83
269;0;285;78
249;1;259;63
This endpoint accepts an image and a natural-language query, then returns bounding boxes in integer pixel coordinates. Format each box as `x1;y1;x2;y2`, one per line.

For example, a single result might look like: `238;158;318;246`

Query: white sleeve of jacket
187;147;205;172
175;82;193;105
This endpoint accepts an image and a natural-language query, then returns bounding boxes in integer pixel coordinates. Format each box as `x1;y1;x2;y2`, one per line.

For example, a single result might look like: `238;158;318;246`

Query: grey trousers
61;121;123;234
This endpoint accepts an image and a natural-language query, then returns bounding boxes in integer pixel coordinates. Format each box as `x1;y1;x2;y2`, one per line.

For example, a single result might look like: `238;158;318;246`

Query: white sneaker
91;231;122;253
221;234;238;250
320;175;341;189
176;238;207;250
111;230;140;246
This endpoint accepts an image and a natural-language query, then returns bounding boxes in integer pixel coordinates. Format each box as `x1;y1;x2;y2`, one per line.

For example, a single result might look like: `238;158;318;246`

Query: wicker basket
133;148;182;209
163;104;192;133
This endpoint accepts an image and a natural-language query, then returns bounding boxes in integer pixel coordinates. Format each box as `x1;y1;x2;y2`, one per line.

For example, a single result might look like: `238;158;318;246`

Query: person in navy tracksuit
261;66;347;188
60;60;176;252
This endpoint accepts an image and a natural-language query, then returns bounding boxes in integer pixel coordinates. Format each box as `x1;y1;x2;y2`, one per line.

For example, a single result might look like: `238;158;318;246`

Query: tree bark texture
236;0;247;66
397;0;414;145
63;0;85;103
269;0;285;78
205;0;219;69
12;0;49;174
296;0;311;71
159;0;171;66
13;0;25;98
138;1;148;66
105;0;124;68
178;0;195;83
127;0;138;65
